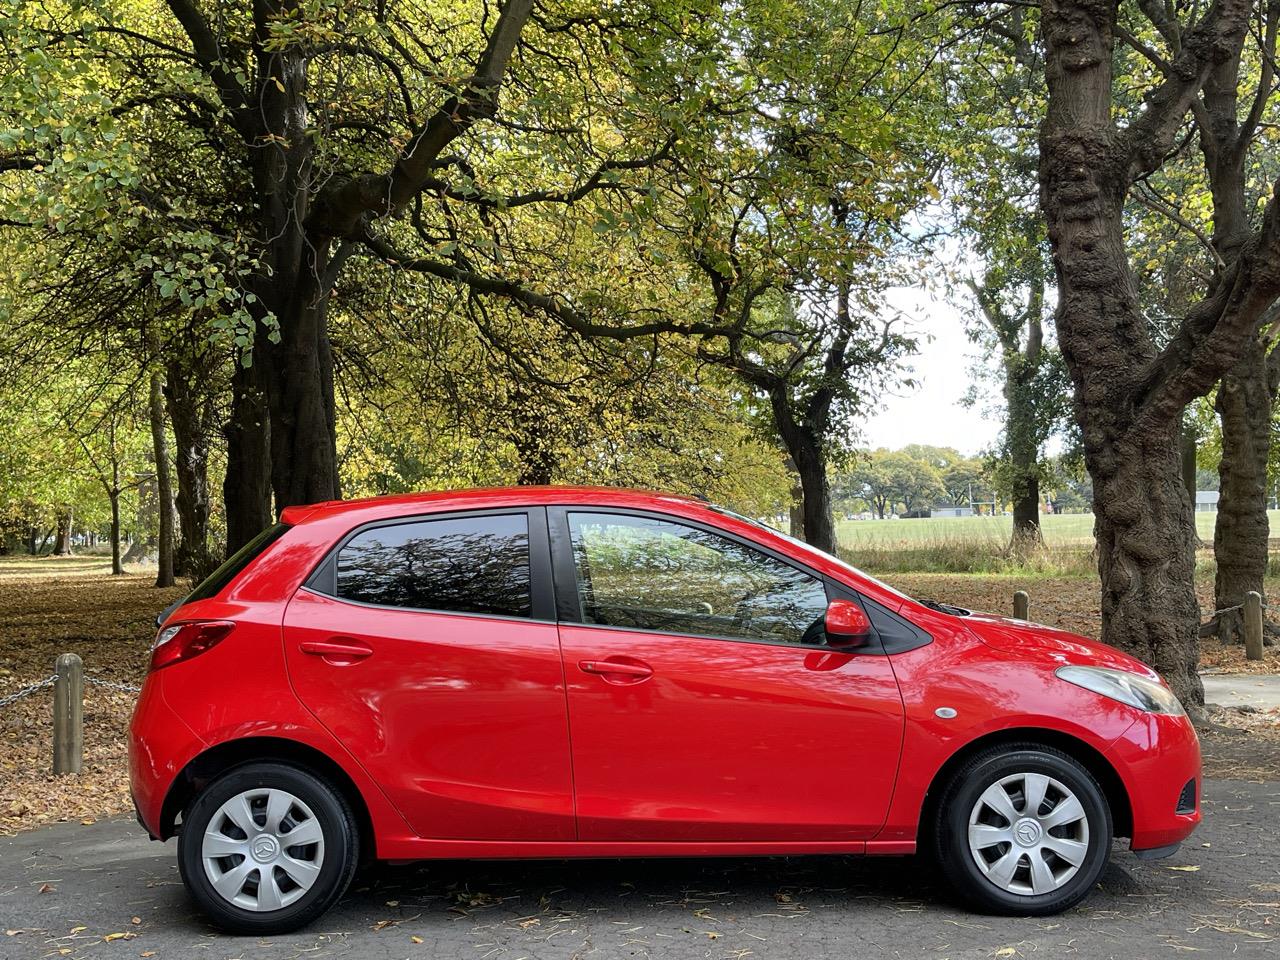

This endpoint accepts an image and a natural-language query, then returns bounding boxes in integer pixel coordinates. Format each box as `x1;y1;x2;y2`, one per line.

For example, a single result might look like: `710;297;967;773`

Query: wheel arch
917;727;1133;846
159;735;375;858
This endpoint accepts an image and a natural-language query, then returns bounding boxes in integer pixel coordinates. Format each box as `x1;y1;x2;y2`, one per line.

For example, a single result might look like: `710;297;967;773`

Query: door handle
578;659;653;683
299;640;373;663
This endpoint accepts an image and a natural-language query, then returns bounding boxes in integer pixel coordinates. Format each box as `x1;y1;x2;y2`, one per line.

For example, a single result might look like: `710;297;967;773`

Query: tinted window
335;514;531;617
567;513;828;644
183;523;291;606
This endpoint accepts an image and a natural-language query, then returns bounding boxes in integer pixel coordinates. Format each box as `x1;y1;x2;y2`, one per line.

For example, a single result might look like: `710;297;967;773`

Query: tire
933;744;1112;915
177;762;359;934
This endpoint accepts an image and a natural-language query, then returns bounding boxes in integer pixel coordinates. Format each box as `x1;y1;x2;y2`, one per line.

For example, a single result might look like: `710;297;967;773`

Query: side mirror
825;599;872;649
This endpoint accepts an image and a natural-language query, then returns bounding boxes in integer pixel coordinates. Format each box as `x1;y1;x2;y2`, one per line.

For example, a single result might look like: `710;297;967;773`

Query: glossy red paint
559;623;903;841
823;598;872;645
129;485;1201;865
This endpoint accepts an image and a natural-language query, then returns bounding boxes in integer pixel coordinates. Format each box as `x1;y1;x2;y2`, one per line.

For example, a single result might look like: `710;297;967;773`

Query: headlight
1055;665;1185;715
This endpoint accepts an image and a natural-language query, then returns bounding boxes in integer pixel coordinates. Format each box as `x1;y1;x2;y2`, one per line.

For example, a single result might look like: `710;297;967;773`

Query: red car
129;487;1200;933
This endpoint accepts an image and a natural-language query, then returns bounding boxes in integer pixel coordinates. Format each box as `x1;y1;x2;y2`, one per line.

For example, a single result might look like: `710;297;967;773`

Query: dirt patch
1200;707;1280;781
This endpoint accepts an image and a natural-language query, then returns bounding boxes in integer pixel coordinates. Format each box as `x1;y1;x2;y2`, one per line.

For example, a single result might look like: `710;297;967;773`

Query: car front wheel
177;762;359;933
934;745;1113;915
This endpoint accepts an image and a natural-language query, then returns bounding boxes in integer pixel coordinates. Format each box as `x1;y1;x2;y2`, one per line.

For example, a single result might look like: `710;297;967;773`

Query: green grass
838;509;1278;548
836;510;1279;577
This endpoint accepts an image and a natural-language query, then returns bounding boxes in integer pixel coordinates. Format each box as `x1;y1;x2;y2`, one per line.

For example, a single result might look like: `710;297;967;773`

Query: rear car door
551;509;906;843
283;508;575;841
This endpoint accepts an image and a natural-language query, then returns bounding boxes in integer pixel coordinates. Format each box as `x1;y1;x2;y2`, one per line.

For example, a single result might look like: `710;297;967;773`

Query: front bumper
1105;711;1202;853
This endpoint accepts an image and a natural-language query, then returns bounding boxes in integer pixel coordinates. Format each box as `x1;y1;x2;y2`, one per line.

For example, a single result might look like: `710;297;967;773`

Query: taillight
149;620;235;671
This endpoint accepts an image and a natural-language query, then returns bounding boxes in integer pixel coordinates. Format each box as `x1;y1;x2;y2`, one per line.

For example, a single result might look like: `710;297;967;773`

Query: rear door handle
578;659;653;683
299;640;373;663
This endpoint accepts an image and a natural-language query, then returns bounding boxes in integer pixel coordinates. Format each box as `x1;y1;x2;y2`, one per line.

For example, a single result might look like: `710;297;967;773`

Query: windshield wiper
918;598;971;616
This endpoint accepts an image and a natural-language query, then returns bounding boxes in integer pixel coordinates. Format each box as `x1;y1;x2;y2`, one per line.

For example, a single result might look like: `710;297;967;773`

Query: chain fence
0;674;57;710
0;672;140;712
84;675;142;695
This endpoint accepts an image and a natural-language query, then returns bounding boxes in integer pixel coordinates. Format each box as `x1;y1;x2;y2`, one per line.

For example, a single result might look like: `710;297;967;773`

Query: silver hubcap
201;788;325;911
967;772;1090;896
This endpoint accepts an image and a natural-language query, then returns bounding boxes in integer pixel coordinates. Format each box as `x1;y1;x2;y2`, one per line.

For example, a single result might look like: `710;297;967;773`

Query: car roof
277;486;707;526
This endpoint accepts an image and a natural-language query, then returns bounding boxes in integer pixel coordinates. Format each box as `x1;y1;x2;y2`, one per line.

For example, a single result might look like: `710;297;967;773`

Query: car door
283;508;576;841
551;508;905;843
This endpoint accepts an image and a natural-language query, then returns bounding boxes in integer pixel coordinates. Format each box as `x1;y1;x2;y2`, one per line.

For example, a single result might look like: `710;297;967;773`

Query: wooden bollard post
1244;591;1264;662
53;653;83;775
1013;590;1030;621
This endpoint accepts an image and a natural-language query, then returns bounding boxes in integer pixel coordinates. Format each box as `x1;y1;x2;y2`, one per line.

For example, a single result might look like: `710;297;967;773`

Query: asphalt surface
1202;673;1280;710
1;780;1277;960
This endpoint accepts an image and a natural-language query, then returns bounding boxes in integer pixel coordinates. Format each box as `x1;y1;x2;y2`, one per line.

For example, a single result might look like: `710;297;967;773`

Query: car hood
963;611;1161;680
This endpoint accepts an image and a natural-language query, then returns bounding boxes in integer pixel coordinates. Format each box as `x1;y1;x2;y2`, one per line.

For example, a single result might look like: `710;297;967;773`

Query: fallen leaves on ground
0;559;185;834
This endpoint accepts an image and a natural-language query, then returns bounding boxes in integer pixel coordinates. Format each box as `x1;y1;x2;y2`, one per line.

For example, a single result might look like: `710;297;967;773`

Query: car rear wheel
178;762;358;933
934;745;1112;915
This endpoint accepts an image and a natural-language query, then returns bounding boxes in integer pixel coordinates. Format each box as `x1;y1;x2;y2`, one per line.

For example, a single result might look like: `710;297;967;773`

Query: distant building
1195;490;1219;512
931;502;974;517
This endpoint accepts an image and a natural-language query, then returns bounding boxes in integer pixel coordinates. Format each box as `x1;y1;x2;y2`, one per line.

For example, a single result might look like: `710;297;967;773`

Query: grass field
838;509;1279;547
835;510;1280;576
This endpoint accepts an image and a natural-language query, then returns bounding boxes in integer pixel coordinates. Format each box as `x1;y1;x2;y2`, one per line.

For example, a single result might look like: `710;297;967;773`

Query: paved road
1202;673;1280;709
1;779;1277;960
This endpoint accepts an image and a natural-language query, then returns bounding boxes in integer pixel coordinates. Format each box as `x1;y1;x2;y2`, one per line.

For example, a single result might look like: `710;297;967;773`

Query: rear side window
334;514;531;618
184;523;291;606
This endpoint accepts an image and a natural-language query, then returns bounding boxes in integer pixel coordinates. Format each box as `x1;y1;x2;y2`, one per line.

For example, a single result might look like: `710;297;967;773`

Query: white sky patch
856;284;1002;457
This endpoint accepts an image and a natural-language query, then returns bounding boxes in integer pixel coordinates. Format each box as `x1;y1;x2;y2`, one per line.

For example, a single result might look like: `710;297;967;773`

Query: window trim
546;505;886;653
303;506;555;622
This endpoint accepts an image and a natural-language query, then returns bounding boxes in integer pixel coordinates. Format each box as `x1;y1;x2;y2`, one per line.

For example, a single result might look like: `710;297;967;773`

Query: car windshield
705;505;916;605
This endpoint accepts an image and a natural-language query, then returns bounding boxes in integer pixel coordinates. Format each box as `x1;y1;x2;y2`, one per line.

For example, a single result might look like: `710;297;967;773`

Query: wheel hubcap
201;788;325;912
967;772;1090;896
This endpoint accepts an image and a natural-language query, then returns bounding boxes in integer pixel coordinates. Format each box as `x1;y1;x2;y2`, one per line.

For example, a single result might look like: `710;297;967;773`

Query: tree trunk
1038;0;1223;708
52;511;72;555
1089;421;1204;704
1208;337;1279;642
224;348;275;555
778;421;835;552
150;371;176;587
265;250;342;512
1007;364;1042;554
788;470;805;538
165;357;216;578
109;486;122;576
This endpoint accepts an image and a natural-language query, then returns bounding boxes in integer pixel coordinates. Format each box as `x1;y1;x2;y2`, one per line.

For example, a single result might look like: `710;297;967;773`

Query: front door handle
299;640;373;664
578;658;653;684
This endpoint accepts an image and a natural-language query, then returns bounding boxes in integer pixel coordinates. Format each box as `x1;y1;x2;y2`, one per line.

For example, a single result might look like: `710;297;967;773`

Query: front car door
283;508;575;841
551;508;906;843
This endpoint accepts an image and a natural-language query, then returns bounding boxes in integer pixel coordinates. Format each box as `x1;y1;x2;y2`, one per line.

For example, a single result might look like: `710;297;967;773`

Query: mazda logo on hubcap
1013;819;1042;847
251;834;279;862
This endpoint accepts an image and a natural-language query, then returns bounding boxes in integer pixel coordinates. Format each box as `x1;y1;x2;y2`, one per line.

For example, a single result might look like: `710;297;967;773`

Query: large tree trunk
1208;337;1280;642
165;357;216;578
1038;0;1229;708
214;0;532;537
150;370;176;587
774;407;835;552
265;249;342;511
52;511;72;555
224;344;275;554
228;20;338;531
1089;421;1204;704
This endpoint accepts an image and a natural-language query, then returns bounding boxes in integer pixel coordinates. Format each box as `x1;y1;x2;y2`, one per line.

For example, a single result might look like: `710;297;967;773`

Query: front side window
566;512;829;644
335;514;531;617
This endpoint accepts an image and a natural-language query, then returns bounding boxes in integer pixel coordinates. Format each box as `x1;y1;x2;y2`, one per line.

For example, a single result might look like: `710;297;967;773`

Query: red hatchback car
129;487;1200;932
